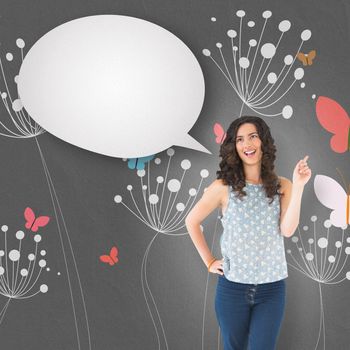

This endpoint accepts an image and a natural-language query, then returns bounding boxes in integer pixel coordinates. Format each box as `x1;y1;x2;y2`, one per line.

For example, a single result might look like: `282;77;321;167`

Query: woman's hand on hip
209;258;224;275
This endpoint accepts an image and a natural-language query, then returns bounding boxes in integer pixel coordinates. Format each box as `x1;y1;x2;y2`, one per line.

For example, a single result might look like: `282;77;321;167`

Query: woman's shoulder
204;179;230;200
206;179;229;192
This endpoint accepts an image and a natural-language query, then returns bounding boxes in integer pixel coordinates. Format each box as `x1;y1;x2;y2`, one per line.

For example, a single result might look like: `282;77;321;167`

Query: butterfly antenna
336;168;349;195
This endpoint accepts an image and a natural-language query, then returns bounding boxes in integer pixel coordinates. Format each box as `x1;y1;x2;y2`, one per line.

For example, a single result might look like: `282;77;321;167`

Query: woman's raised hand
293;155;312;187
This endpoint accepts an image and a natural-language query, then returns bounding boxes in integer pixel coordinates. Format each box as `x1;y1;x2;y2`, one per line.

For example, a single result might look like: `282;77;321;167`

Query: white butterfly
314;175;349;228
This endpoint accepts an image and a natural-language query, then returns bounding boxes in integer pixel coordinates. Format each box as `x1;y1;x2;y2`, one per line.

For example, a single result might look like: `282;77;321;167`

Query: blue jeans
215;275;286;350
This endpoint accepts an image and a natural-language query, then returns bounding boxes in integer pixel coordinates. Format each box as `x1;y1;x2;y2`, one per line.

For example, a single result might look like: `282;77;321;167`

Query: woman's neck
243;164;262;184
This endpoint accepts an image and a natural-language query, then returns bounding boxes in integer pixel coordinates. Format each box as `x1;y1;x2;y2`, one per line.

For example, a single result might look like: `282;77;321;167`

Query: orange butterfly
24;207;50;232
297;50;316;66
213;123;227;144
100;246;119;266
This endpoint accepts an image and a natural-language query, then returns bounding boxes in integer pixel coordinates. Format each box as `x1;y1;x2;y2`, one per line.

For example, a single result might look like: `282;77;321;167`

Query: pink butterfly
314;175;349;228
213;123;227;144
315;96;350;153
24;207;50;232
100;246;119;266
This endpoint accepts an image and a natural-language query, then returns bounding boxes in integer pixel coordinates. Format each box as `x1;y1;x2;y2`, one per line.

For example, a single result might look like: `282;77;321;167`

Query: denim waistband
218;274;286;290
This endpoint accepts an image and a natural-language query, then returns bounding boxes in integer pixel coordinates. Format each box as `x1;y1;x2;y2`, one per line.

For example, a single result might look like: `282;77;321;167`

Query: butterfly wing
128;155;154;170
136;155;155;170
214;123;226;144
100;255;114;266
297;53;308;66
127;159;137;170
31;216;50;232
316;96;350;153
314;175;347;228
24;207;35;230
110;246;119;264
307;50;316;65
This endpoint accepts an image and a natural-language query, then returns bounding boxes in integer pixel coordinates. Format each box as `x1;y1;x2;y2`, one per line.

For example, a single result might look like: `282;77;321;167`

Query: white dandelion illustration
0;38;44;138
0;39;91;349
286;215;350;350
203;9;312;118
114;147;209;350
0;225;48;325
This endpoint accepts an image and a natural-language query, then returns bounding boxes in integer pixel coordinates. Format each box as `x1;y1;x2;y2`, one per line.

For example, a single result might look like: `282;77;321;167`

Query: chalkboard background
0;0;349;349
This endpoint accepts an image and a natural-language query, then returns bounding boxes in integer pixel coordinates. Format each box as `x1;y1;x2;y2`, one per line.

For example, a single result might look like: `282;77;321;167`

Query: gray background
0;0;349;349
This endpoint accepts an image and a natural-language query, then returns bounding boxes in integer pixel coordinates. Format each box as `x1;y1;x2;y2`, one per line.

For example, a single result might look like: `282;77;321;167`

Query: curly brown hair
216;116;281;204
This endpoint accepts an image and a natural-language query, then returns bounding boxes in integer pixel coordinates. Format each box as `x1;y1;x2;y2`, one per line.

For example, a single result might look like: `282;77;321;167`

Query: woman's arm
185;179;227;269
279;155;312;237
279;177;304;237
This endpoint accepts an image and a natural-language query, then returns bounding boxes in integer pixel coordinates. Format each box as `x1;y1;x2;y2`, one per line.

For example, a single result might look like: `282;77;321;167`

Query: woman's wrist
207;257;217;271
292;182;305;191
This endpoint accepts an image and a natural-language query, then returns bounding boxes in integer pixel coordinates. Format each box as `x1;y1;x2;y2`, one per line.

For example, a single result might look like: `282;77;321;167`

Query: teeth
245;150;255;155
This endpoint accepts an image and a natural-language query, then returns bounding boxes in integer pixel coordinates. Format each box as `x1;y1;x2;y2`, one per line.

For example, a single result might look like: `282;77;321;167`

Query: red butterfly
24;207;50;232
316;96;350;153
213;123;227;144
100;246;119;266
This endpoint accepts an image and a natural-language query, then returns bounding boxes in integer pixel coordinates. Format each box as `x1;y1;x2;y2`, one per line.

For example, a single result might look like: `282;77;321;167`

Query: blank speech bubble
18;15;209;158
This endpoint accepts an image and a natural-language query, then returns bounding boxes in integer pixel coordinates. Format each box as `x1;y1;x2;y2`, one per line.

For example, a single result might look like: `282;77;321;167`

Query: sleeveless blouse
219;183;288;284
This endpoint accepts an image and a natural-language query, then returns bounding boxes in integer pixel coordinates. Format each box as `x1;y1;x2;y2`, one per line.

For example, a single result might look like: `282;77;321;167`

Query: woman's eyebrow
236;132;258;138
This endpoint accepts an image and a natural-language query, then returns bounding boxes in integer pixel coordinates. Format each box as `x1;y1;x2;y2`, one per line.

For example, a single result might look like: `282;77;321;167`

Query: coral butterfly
315;96;350;153
213;123;226;144
297;50;316;66
24;207;50;232
100;246;119;266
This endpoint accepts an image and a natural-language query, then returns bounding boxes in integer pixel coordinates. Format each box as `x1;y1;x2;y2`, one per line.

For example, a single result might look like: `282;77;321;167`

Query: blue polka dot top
219;183;288;284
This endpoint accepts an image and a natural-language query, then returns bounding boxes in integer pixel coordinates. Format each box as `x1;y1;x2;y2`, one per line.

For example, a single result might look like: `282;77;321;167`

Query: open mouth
244;150;256;158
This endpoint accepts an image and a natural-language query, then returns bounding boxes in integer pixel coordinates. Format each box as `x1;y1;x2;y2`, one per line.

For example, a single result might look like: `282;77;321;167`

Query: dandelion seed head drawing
203;9;313;118
0;222;49;325
287;215;350;284
0;38;45;138
115;148;209;235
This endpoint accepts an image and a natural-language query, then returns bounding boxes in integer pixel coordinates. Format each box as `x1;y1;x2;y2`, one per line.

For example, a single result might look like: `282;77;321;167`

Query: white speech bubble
18;15;209;158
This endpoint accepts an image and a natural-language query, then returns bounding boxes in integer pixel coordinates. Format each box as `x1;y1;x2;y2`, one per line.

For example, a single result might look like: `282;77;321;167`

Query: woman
185;116;311;350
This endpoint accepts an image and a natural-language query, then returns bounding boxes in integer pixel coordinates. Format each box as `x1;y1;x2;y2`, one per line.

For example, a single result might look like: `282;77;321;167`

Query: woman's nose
243;139;253;147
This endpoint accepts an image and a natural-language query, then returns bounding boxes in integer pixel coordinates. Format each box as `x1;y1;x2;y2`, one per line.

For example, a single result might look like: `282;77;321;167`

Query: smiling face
235;123;263;166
